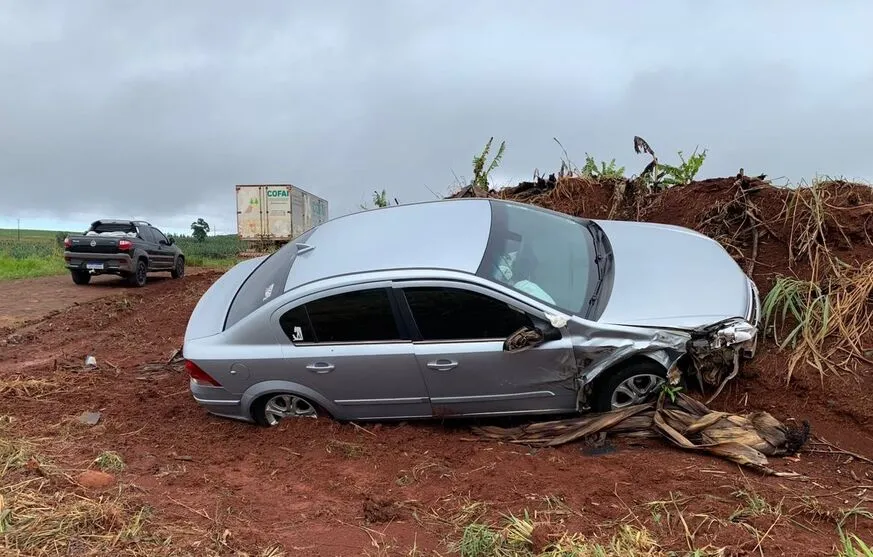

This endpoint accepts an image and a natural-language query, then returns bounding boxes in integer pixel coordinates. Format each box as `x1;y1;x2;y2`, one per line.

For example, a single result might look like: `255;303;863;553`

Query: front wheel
252;393;319;427
171;257;185;279
71;270;91;285
591;360;668;413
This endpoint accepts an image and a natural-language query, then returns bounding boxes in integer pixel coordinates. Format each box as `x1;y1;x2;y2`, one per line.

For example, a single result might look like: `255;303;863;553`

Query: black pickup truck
63;219;185;287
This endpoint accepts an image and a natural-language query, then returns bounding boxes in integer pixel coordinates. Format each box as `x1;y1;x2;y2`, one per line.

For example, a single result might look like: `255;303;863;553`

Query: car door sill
334;396;430;406
430;391;556;404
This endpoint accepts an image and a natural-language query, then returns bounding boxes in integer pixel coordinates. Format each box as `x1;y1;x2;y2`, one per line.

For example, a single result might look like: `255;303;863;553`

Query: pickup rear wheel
127;259;148;287
71;270;91;285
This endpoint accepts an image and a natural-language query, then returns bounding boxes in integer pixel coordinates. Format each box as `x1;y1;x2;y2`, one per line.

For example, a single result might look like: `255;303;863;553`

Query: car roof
284;198;493;291
91;219;152;227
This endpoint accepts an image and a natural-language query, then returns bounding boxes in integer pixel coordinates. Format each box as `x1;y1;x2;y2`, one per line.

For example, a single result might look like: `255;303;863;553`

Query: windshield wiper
584;221;608;314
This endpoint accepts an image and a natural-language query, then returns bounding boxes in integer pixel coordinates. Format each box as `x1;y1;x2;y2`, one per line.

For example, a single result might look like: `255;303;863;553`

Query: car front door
274;285;431;420
149;227;175;269
136;226;163;268
396;281;579;417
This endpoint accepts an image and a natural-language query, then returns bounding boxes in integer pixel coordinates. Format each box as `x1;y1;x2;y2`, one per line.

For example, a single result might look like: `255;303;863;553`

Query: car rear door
395;281;579;417
273;285;431;420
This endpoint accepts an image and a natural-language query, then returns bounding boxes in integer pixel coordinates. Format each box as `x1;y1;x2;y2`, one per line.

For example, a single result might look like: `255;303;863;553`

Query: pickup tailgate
66;235;126;254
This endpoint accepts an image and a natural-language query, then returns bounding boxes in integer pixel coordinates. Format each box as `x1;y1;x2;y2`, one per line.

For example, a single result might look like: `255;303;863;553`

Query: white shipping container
236;184;328;242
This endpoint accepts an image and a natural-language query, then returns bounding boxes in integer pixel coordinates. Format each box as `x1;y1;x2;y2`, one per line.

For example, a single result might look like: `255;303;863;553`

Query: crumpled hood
594;220;752;329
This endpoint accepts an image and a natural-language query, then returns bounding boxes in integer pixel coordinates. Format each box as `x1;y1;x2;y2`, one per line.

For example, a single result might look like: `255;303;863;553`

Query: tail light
184;360;222;387
63;237;72;248
118;239;133;251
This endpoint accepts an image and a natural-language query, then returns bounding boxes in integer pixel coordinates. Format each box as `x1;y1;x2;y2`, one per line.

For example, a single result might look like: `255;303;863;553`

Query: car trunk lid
183;255;268;341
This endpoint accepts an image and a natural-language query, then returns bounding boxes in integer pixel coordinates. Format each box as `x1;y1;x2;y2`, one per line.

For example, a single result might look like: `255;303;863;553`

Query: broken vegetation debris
473;391;810;477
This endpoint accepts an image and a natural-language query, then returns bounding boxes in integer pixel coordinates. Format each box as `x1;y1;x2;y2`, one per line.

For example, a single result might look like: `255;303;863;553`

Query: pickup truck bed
63;219;185;287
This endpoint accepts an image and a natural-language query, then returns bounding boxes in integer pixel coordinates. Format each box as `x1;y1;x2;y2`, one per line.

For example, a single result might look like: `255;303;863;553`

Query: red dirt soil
3;177;873;555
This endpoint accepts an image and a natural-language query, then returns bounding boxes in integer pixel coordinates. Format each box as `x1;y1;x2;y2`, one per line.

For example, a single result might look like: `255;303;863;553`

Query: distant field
0;228;244;280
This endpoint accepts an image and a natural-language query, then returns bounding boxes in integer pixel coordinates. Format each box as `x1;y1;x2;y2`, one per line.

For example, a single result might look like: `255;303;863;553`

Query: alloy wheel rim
610;373;665;409
264;394;317;426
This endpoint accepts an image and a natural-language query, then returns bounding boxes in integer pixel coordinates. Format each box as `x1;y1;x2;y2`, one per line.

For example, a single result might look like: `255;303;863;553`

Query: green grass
185;256;239;270
0;255;66;280
0;232;67;279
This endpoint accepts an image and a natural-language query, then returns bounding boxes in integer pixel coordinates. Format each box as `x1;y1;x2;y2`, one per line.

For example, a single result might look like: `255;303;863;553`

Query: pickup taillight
63;237;72;248
118;240;133;251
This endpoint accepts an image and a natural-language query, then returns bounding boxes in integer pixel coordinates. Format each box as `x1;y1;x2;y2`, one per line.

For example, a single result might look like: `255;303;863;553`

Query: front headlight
710;320;757;349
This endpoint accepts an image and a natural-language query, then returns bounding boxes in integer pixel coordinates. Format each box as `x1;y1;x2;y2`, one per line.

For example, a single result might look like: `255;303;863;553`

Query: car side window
152;228;170;244
279;288;401;344
403;286;534;341
138;227;155;243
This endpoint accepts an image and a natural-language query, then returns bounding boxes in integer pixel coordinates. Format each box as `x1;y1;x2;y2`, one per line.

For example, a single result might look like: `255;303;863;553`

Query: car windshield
224;229;315;330
476;201;598;315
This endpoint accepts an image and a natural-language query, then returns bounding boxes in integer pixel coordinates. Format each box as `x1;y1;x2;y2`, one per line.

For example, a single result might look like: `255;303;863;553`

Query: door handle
305;362;335;374
426;359;458;371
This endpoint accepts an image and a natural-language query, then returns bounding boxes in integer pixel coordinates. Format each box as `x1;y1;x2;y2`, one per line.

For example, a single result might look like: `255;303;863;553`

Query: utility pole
17;218;20;241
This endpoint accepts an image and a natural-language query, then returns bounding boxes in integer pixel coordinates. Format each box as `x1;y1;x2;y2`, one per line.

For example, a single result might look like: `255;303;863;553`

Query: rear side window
279;289;401;343
403;287;533;341
225;230;314;330
151;227;170;244
138;227;156;243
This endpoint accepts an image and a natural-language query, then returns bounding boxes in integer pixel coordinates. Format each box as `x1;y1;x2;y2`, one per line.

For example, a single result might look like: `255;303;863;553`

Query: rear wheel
127;259;148;287
591;360;667;413
71;270;91;285
171;257;185;279
253;393;318;427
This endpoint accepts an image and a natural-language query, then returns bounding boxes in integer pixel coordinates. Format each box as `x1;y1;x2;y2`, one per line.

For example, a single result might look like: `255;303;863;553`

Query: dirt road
2;271;872;556
0;270;204;330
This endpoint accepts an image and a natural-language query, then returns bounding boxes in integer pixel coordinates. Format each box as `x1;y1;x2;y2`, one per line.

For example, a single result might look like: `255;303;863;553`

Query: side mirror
167;237;175;245
540;325;562;342
503;324;561;353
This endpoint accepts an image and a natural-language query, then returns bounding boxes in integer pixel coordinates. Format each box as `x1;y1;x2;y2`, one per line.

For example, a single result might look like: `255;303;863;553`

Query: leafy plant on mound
632;136;708;191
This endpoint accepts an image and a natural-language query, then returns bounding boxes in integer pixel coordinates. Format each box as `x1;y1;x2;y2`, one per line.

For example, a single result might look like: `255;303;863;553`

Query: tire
252;393;319;427
171;257;185;279
591;359;668;413
71;270;91;285
127;259;148;287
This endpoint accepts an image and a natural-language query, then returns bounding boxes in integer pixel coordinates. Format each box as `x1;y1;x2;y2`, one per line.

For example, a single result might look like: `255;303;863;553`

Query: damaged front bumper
682;317;759;398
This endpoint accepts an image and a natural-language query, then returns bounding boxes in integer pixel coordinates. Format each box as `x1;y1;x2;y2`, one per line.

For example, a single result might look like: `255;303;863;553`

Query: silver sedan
182;198;759;426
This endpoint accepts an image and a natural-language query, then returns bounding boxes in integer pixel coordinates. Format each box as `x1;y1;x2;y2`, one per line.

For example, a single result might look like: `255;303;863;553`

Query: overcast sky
2;1;872;234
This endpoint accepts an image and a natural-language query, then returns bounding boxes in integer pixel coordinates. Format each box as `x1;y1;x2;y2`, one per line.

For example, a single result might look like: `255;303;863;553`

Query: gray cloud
2;1;872;233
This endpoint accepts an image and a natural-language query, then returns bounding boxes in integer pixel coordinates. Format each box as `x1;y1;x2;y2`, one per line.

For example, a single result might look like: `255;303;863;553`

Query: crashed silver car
182;198;759;426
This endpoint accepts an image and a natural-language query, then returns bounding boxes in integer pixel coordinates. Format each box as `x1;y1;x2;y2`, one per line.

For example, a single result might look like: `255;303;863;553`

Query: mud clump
77;470;115;490
362;495;401;523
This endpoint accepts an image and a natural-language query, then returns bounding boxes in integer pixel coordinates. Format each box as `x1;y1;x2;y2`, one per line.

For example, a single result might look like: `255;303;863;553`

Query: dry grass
451;513;697;557
784;178;856;268
763;256;873;382
760;178;873;382
0;419;284;556
0;377;60;398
